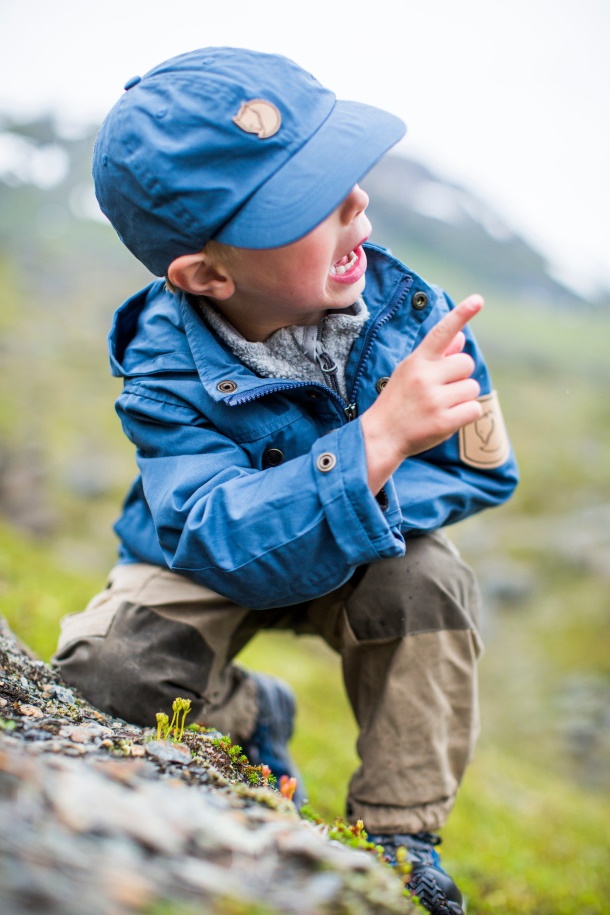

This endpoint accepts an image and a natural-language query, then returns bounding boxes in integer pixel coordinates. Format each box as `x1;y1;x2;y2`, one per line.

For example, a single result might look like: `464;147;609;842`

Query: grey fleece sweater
200;298;369;401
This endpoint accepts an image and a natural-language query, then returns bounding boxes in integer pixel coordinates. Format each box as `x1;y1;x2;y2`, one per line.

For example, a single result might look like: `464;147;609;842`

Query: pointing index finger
419;294;484;359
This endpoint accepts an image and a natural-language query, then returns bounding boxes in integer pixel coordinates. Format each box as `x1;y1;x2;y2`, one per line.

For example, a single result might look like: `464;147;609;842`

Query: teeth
331;249;357;276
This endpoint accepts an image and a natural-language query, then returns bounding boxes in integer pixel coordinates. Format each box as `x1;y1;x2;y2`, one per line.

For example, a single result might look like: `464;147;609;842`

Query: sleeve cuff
311;419;405;566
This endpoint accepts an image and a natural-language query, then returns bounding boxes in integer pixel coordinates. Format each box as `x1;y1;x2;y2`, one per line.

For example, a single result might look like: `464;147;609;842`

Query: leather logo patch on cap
233;99;281;138
459;391;510;469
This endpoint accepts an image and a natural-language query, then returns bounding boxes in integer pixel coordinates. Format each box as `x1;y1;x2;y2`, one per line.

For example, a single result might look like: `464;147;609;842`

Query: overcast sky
1;0;608;298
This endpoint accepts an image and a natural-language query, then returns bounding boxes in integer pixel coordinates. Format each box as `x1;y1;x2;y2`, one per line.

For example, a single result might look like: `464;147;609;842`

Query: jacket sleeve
115;380;405;609
394;443;518;534
393;289;519;533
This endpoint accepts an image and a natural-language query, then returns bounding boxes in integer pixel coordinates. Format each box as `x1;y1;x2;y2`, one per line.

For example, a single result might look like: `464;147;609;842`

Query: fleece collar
196;297;369;400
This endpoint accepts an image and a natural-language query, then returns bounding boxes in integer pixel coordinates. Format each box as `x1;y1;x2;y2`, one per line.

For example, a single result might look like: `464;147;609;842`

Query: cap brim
215;99;406;249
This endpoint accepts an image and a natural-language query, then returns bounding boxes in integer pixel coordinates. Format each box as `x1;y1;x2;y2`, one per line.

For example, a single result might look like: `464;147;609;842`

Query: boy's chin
327;277;366;307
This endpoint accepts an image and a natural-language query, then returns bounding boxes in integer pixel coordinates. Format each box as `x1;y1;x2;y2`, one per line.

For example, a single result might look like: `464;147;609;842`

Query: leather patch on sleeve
459;390;510;469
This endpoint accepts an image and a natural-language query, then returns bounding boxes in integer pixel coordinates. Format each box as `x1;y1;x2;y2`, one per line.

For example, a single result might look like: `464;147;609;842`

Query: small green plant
301;805;383;855
393;845;414;884
300;806;419;906
208;735;278;788
211;734;251;765
155;712;170;740
155;697;192;742
328;817;381;853
257;763;276;787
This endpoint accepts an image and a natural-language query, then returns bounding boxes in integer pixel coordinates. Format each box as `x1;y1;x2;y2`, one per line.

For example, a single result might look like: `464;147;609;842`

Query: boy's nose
341;184;369;223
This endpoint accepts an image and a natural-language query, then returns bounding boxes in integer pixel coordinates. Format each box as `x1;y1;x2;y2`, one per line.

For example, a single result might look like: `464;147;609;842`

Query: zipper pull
344;402;358;421
316;349;342;398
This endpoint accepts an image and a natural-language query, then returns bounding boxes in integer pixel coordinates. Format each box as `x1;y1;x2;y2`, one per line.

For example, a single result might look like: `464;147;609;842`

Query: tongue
335;253;350;268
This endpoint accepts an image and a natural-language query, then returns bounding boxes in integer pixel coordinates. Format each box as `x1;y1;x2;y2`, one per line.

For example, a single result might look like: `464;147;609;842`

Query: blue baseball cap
93;47;406;277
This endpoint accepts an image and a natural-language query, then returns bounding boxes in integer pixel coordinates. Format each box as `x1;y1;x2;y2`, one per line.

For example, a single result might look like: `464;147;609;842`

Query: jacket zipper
230;274;414;420
342;273;413;421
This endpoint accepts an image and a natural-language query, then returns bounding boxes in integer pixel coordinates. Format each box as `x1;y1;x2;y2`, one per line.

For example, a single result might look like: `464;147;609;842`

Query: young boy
54;47;518;914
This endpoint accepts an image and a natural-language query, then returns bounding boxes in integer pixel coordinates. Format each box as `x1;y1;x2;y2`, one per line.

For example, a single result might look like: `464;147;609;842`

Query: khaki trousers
54;531;482;834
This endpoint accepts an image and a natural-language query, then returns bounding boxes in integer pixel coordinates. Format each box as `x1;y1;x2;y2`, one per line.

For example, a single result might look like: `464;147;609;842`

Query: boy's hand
360;295;484;494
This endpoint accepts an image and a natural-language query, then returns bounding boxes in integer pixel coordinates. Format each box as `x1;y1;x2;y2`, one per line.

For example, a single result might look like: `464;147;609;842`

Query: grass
445;747;610;914
0;521;104;659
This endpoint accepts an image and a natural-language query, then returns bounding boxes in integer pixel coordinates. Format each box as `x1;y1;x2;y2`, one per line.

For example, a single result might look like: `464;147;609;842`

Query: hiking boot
367;831;465;914
242;673;306;806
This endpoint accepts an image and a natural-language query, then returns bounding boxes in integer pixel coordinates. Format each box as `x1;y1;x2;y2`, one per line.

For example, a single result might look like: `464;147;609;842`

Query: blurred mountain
361;154;595;309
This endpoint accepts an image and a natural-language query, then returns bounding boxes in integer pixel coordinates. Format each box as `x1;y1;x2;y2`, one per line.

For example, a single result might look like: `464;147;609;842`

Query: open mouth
329;244;367;284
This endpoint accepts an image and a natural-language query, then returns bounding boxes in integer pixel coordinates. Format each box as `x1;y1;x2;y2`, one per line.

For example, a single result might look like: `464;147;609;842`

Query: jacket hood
108;281;196;378
107;279;268;405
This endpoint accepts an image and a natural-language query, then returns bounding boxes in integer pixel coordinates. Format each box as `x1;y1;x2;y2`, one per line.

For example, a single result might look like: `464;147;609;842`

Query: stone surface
0;616;416;914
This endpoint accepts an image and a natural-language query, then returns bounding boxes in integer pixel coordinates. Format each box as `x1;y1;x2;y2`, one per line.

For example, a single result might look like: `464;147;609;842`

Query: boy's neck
209;298;325;342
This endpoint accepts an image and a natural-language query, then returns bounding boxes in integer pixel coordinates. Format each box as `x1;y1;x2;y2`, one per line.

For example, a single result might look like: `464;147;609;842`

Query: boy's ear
167;252;235;300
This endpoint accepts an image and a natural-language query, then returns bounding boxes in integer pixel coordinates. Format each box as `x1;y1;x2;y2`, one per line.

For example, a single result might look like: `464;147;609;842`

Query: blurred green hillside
1;117;609;913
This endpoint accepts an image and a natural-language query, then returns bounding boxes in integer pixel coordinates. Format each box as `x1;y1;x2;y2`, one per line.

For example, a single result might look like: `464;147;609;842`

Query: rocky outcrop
0;617;415;914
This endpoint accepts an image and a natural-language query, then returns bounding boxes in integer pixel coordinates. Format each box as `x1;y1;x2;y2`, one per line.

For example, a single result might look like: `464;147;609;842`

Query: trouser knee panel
345;531;482;643
54;601;213;726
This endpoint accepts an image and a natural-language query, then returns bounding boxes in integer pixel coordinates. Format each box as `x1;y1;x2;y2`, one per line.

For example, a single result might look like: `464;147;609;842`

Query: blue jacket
109;244;518;609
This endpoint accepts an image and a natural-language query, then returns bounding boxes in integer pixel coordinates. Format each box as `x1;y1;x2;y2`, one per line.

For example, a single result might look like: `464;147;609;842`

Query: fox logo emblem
459;391;510;469
233;100;281;139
